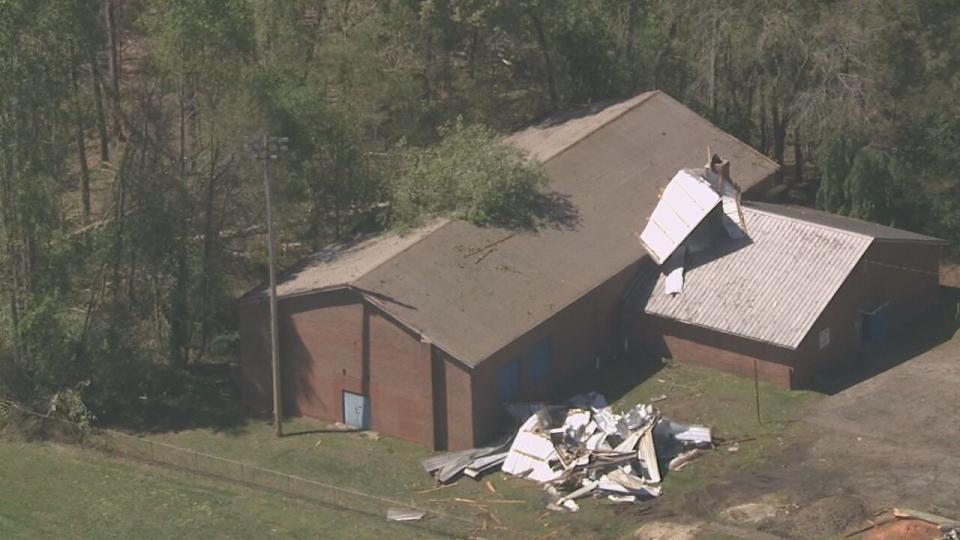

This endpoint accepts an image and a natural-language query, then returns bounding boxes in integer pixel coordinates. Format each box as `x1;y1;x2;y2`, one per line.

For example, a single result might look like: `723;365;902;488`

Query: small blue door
496;359;521;403
343;391;370;429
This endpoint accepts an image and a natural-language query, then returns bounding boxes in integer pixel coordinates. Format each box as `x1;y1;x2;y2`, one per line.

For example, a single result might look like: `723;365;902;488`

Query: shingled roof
247;91;781;367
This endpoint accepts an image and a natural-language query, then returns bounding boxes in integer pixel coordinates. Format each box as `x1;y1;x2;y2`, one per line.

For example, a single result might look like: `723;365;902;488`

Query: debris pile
422;392;712;512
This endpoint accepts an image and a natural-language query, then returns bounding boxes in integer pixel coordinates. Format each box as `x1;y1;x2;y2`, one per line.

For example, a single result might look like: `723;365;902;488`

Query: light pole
245;134;289;437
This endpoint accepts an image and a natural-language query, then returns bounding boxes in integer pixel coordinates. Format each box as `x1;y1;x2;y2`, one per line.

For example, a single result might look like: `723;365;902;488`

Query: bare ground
658;325;960;539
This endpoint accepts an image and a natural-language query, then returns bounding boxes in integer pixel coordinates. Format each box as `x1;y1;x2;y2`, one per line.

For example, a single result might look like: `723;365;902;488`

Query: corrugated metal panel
636;207;873;349
639;169;721;264
745;202;947;244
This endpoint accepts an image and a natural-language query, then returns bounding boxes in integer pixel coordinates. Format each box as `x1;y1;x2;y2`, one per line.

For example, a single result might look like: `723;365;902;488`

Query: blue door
343;391;370;429
496;359;521;403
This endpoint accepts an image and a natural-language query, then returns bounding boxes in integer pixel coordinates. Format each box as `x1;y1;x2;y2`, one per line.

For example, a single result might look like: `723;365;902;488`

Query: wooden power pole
245;134;289;437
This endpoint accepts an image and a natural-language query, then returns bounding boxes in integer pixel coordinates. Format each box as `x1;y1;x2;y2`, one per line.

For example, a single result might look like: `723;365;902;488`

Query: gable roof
634;205;873;349
745;202;948;245
242;221;445;301
352;91;780;365
247;91;781;367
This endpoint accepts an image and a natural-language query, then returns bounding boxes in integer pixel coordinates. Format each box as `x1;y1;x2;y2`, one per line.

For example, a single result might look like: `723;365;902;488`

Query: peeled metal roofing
635;206;873;349
639;169;721;264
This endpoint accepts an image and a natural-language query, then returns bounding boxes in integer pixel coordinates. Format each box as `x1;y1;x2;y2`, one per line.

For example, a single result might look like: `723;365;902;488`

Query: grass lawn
0;439;441;540
136;361;822;539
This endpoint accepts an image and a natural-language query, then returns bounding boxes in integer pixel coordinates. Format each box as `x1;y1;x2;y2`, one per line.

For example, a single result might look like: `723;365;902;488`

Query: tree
392;120;547;228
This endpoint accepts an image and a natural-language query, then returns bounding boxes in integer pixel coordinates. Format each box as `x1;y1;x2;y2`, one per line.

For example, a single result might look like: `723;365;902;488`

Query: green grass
0;440;441;540
604;360;821;494
135;361;821;539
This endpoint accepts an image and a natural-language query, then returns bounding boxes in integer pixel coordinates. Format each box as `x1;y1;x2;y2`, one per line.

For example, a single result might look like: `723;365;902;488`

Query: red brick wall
433;348;474;451
470;261;643;446
238;290;438;448
633;314;797;388
278;291;364;419
793;241;942;384
366;307;435;447
630;241;942;389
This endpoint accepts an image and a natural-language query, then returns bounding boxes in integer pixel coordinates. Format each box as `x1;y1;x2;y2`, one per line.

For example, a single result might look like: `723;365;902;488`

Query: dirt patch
780;494;868;539
721;499;786;525
634;520;703;540
863;518;940;540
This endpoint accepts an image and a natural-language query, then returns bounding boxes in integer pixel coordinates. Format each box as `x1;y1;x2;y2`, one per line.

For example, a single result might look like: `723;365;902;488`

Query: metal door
343;391;370;429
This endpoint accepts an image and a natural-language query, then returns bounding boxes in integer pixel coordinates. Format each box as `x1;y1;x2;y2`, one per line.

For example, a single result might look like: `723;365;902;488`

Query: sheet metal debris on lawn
421;392;712;513
386;508;426;522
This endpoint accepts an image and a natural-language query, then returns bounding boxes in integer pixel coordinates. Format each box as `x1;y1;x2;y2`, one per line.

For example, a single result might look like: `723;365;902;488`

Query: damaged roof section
633;205;873;349
639;169;721;265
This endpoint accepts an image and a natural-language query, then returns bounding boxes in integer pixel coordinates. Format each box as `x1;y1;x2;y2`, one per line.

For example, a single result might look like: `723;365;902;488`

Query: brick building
629;202;946;388
237;91;945;450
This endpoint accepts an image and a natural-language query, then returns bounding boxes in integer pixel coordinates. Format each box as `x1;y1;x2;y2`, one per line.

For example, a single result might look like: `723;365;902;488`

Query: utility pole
753;360;762;424
245;134;289;437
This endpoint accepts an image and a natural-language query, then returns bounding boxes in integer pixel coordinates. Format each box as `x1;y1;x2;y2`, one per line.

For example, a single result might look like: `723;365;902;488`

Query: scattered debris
668;449;703;471
424;392;713;514
421;439;511;484
360;431;381;441
726;443;740;453
414;483;457;495
386;508;426;522
649;394;668;403
485;480;496;493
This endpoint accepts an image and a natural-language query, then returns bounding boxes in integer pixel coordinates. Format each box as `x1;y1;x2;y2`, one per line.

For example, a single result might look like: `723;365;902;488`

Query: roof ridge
534;90;660;164
346;218;451;286
743;205;875;242
653;92;781;175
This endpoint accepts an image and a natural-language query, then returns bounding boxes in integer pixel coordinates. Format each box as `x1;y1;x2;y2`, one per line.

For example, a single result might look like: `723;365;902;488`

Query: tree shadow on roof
532;190;581;231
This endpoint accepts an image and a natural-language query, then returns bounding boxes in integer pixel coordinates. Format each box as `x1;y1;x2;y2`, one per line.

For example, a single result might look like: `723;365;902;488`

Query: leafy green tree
393;120;546;228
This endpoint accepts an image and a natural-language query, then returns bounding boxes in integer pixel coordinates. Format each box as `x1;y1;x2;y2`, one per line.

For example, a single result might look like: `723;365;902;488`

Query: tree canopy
0;0;958;422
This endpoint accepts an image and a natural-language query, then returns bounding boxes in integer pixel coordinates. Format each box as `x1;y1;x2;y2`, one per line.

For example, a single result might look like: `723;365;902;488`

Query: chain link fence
93;430;524;539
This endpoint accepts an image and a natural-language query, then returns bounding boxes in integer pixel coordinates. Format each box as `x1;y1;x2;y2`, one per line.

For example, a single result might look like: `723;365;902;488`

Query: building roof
247;91;781;367
352;91;780;366
633;205;874;349
745;202;948;245
242;221;445;300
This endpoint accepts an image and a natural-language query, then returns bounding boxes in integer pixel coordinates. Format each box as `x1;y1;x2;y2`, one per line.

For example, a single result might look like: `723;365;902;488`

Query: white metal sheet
663;246;686;295
639;169;721;264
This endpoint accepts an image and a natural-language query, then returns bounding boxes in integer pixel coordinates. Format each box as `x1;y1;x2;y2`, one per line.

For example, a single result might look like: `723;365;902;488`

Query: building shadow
801;304;959;395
